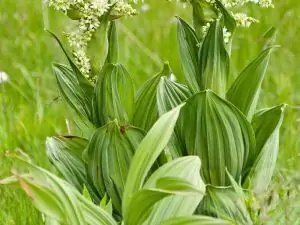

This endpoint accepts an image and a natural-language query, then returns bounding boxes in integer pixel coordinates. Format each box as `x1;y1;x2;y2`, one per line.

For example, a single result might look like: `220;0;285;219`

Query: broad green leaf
243;105;286;193
94;63;135;126
177;17;200;93
48;31;94;98
161;216;232;225
53;63;92;120
157;76;192;116
133;63;172;131
85;120;144;214
227;47;276;120
9;159;117;225
125;189;170;225
179;90;255;185
106;21;118;64
140;156;205;225
87;18;109;75
198;19;230;97
157;76;192;157
46;136;88;192
197;186;253;225
123;104;184;215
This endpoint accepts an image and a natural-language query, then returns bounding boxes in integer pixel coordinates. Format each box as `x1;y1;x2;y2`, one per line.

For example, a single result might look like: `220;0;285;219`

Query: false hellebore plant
1;0;286;224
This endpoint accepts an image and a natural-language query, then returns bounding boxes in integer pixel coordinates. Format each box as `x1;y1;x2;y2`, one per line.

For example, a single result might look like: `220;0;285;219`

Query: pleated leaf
133;63;172;131
197;186;253;225
177;17;200;93
46;136;88;192
85;120;144;214
126;176;203;225
161;216;232;225
198;19;230;97
4;159;117;225
157;77;192;157
139;156;205;225
227;47;276;120
123;104;184;215
53;63;92;120
243;104;286;193
157;76;192;116
179;90;255;185
94;63;135;126
49;31;94;99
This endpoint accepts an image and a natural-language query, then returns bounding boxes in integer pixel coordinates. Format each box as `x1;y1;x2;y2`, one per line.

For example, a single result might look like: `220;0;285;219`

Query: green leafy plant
1;0;287;224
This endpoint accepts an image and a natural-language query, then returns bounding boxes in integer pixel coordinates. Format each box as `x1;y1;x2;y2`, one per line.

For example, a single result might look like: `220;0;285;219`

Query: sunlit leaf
197;186;253;225
6;159;117;225
141;156;205;225
161;215;232;225
123;104;184;215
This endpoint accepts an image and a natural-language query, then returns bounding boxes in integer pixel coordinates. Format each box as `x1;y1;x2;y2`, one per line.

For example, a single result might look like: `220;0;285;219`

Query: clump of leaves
1;0;288;224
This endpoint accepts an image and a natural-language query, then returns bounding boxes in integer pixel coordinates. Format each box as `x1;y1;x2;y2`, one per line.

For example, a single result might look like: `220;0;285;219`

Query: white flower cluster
48;0;138;77
204;0;273;8
171;0;273;27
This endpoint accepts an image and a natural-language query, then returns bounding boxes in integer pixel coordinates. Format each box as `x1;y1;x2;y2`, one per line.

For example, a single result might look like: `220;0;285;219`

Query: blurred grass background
0;0;299;224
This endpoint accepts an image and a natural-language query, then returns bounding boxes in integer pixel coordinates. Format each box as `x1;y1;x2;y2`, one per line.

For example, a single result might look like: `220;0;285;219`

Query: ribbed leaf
161;216;232;225
5;159;117;225
198;19;230;97
197;186;253;225
123;104;184;215
133;63;172;131
244;105;286;193
177;17;200;93
157;76;192;116
106;21;118;64
49;31;94;98
179;90;255;185
94;63;135;126
227;47;276;120
53;63;92;120
46;136;88;192
85;120;144;214
140;156;205;225
157;77;192;157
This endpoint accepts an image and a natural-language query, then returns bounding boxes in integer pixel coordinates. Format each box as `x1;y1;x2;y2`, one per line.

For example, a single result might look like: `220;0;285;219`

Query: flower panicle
48;0;140;79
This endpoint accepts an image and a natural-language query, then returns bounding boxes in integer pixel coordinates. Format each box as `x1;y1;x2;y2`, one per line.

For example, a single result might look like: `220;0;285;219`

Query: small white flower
0;71;9;84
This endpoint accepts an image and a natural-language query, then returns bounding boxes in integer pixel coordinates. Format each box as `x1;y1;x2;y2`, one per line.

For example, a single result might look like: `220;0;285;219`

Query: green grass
0;0;299;224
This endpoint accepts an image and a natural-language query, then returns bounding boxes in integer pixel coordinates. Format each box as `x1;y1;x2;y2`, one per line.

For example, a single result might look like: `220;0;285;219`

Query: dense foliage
1;0;288;224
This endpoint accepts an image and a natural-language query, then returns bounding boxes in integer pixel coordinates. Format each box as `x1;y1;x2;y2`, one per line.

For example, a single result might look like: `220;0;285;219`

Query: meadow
0;0;299;224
